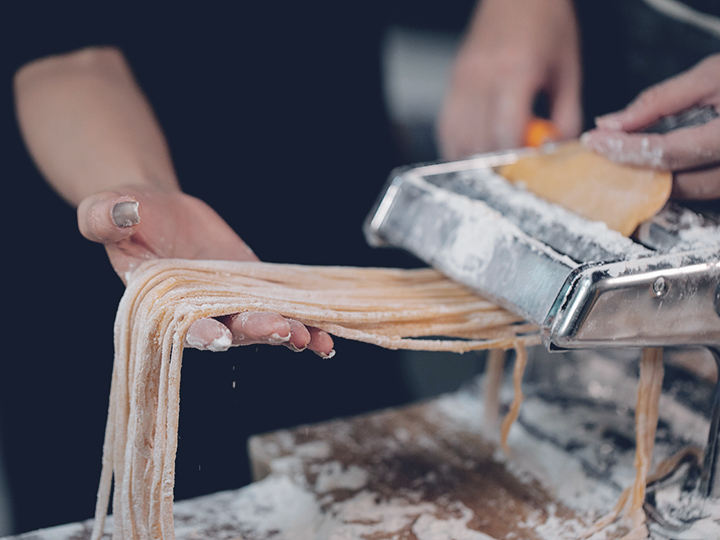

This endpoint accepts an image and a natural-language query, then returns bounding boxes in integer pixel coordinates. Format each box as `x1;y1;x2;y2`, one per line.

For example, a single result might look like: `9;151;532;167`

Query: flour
295;440;332;460
583;133;665;169
456;168;649;261
412;502;497;540
313;462;368;493
230;476;322;539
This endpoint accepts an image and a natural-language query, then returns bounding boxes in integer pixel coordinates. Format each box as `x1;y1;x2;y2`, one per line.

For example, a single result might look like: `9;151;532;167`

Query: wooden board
5;349;717;540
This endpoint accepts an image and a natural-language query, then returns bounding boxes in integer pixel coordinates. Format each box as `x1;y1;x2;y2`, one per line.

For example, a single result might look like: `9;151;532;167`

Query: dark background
1;1;718;534
0;2;472;533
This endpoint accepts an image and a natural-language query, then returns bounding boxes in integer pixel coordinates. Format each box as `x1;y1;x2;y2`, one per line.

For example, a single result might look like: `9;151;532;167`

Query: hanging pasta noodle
582;347;665;540
499;144;676;538
483;348;506;432
91;258;540;540
499;344;528;454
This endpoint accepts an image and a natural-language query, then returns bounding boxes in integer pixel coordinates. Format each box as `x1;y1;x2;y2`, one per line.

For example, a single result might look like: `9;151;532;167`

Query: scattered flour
231;476;322;539
313;462;368;493
412;501;497;540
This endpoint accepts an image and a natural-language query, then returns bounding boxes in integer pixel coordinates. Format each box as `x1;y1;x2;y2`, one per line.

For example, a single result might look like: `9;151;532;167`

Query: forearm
14;46;179;206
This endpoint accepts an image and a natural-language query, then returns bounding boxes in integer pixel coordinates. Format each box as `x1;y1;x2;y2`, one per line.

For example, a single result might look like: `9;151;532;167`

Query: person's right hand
78;185;335;357
581;54;720;200
437;0;582;159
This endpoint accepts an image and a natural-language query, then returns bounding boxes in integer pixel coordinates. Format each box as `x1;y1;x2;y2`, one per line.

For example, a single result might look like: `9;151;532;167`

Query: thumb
77;192;140;244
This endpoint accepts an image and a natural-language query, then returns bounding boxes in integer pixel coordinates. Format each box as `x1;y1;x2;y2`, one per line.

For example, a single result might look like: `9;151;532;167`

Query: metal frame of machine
364;151;720;516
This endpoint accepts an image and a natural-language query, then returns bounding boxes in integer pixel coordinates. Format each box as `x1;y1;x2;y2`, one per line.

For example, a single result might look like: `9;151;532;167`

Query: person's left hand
78;185;335;357
582;54;720;200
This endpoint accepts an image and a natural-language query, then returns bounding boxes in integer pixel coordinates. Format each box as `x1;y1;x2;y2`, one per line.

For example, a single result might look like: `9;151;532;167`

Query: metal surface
365;162;577;325
364;154;720;348
701;347;720;498
643;104;718;134
365;146;720;511
547;250;720;348
637;201;720;252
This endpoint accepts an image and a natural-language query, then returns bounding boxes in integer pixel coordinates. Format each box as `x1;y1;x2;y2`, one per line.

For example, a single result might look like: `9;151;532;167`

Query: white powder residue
412;501;497;540
652;484;720;538
455;168;649;260
506;421;620;515
270;455;305;480
534;504;606;540
316;491;441;539
433;390;485;431
313;462;368;493
230;475;322;539
206;332;231;352
183;330;206;350
421;173;581;270
395;427;411;442
295;440;331;460
587;134;665;169
582;351;710;448
676;222;720;249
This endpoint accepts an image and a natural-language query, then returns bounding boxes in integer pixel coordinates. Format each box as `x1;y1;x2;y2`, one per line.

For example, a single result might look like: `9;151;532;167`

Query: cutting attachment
364;148;720;506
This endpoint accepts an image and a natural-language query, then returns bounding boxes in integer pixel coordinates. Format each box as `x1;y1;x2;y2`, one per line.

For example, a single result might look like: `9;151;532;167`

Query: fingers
437;72;534;159
672;166;720;200
582;119;720;170
216;312;335;358
306;327;335;359
550;55;582;140
494;86;534;151
222;312;290;346
596;56;720;132
185;318;233;352
77;191;140;244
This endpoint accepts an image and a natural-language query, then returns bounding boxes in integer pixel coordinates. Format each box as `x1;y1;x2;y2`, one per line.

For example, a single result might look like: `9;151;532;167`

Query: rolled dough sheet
498;141;672;237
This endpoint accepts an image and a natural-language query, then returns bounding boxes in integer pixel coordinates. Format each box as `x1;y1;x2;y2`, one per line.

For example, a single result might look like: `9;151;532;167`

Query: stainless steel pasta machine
363;146;720;526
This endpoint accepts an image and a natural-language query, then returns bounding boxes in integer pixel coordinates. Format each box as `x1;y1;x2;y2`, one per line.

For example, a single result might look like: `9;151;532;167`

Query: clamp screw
652;277;667;297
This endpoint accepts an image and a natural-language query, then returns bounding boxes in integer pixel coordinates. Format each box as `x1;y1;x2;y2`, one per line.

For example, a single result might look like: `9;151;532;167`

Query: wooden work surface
245;393;588;539
6;349;718;539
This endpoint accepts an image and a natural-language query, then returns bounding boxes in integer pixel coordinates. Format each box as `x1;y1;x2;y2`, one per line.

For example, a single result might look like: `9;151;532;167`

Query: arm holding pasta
14;46;334;356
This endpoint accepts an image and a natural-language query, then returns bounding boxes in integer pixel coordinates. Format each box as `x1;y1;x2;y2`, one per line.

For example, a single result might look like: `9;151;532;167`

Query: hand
582;54;720;200
78;185;335;357
437;0;582;159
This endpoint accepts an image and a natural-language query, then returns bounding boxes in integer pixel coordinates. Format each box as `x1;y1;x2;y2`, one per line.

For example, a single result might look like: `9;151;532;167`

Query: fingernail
267;332;290;344
317;350;336;360
112;201;140;228
287;343;307;353
580;132;592;146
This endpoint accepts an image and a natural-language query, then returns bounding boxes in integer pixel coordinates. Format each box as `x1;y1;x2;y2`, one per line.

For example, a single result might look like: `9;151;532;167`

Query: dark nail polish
112;201;140;228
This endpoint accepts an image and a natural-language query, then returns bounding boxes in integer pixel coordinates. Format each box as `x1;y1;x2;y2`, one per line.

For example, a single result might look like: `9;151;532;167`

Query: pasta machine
363;145;720;529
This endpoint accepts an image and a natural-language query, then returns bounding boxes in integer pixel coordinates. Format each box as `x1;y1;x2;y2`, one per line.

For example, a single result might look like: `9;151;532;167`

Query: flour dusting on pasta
91;259;539;539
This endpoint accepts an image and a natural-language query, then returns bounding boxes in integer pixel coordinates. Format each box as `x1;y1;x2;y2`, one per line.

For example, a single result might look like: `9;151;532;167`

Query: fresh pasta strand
582;347;664;540
499;343;528;453
483;348;506;432
92;259;540;540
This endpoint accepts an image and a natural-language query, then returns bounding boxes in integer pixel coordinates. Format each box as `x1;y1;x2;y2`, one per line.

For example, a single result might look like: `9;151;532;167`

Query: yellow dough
499;141;672;236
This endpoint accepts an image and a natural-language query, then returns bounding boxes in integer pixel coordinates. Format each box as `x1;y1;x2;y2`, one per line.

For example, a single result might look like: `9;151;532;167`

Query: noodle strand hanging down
582;347;665;540
483;348;506;433
91;259;540;540
499;344;528;453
